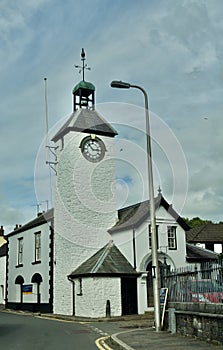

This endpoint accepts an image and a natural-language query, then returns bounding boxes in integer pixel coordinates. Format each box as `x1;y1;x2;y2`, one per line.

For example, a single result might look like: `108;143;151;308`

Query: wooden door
121;277;138;315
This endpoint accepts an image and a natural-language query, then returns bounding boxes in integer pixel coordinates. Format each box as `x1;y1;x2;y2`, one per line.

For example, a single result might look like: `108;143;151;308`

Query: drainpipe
133;227;136;270
67;276;75;316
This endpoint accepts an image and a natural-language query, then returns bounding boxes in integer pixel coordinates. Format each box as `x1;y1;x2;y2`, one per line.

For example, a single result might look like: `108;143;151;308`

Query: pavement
111;327;223;350
1;306;223;350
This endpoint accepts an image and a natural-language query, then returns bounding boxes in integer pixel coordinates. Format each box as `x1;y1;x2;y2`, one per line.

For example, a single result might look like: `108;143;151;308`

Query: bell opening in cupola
73;49;95;111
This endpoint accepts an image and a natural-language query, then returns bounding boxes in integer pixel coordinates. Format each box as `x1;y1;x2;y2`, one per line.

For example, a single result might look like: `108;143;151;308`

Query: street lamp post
110;80;161;331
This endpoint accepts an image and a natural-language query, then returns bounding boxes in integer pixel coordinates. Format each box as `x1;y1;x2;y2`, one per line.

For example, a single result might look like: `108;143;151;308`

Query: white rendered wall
7;222;51;304
53;131;118;315
110;205;189;314
111;206;188;271
0;255;6;304
74;277;121;318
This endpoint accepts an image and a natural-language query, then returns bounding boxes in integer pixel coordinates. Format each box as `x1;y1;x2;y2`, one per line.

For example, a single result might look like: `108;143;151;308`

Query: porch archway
31;273;43;309
15;275;24;304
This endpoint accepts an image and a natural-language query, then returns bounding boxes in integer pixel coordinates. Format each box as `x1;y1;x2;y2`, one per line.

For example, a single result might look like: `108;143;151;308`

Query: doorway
121;277;138;315
146;261;166;307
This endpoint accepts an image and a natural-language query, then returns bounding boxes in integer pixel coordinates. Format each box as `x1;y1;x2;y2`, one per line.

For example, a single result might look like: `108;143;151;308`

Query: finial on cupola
158;186;162;196
75;48;91;82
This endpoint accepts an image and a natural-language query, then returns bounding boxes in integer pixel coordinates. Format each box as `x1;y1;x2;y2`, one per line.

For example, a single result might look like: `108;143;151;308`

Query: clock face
80;136;106;162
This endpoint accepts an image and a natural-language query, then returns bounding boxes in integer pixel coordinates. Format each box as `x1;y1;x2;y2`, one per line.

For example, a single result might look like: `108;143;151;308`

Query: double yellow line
95;336;113;350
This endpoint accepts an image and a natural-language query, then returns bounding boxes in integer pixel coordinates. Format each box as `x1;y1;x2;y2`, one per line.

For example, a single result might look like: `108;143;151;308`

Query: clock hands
81;136;105;162
89;141;99;152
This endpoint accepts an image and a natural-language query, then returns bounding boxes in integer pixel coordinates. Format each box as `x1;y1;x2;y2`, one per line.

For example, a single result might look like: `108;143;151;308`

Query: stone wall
168;302;223;345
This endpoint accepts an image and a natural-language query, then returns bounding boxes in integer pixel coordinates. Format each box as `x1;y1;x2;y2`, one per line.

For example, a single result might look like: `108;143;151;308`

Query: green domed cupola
73;80;95;93
73;49;95;111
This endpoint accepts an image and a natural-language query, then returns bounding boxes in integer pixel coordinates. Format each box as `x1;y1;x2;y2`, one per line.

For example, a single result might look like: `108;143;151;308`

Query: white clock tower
52;49;118;315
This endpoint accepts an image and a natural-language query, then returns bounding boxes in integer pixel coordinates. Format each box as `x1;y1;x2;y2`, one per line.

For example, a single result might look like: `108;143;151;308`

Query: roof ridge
90;240;113;273
118;195;162;213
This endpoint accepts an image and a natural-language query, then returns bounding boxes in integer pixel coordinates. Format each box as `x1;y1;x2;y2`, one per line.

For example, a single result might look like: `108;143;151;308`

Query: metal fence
164;261;223;304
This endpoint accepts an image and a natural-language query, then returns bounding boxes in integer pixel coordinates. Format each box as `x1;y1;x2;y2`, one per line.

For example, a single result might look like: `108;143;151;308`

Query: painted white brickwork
7;221;51;305
74;277;121;318
53;131;118;315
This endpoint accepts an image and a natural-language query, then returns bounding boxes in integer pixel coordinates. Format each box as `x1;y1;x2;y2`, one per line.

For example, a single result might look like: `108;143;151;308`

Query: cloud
0;0;223;231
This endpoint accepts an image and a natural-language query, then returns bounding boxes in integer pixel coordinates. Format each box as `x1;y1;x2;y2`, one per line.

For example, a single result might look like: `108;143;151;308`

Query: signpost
160;287;168;328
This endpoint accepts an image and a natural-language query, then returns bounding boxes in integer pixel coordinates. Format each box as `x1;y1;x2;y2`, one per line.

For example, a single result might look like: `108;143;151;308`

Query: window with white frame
35;232;41;262
167;226;177;250
18;238;23;265
148;225;159;249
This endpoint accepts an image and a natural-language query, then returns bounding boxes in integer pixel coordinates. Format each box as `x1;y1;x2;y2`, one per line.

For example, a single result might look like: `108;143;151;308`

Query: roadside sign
22;284;33;294
160;287;168;328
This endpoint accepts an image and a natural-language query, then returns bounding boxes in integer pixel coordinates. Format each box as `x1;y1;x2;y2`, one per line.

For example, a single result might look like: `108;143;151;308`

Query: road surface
0;311;101;350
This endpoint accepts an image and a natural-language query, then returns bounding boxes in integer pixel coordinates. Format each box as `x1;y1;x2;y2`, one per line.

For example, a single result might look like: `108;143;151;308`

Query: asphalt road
0;312;100;350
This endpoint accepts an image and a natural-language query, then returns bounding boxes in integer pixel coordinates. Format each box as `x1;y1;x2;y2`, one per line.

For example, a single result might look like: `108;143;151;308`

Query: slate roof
0;243;7;257
186;243;219;262
186;223;223;243
108;194;190;233
52;108;118;142
69;241;140;277
6;208;54;237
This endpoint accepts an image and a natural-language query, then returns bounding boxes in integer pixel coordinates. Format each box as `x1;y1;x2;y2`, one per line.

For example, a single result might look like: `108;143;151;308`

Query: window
148;225;159;249
167;226;177;250
77;278;83;296
35;232;41;262
18;238;23;266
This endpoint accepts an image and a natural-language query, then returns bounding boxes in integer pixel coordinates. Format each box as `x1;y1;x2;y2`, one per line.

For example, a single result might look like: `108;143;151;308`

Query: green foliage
218;253;223;264
183;216;213;228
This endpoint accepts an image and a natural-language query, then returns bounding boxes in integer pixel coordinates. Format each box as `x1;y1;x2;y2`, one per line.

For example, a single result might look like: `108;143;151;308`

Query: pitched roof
52;108;118;142
186;223;223;243
186;243;219;262
108;194;190;233
0;243;7;257
6;208;54;237
69;241;140;277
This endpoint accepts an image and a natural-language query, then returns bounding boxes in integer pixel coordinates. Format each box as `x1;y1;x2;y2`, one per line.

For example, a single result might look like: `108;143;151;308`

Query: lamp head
110;80;131;89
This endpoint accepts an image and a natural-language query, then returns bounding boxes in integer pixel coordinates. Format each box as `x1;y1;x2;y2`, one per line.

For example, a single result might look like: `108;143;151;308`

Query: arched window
31;273;43;284
31;273;43;306
15;275;24;304
15;275;24;284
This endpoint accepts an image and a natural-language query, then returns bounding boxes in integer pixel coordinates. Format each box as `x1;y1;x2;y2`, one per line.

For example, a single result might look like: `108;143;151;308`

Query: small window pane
168;226;177;250
35;232;41;261
18;238;23;265
148;225;159;249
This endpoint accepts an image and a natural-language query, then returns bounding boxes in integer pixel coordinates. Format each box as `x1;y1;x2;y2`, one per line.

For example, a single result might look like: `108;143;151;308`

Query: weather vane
75;48;91;81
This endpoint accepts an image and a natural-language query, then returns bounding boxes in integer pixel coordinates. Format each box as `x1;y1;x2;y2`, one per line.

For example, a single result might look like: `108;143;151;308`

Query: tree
183;216;212;228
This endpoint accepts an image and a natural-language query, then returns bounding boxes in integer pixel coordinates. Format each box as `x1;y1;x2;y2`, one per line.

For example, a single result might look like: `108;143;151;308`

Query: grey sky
1;0;223;231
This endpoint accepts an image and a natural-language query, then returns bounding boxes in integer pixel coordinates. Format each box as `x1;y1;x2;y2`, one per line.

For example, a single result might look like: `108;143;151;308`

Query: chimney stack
0;226;4;236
